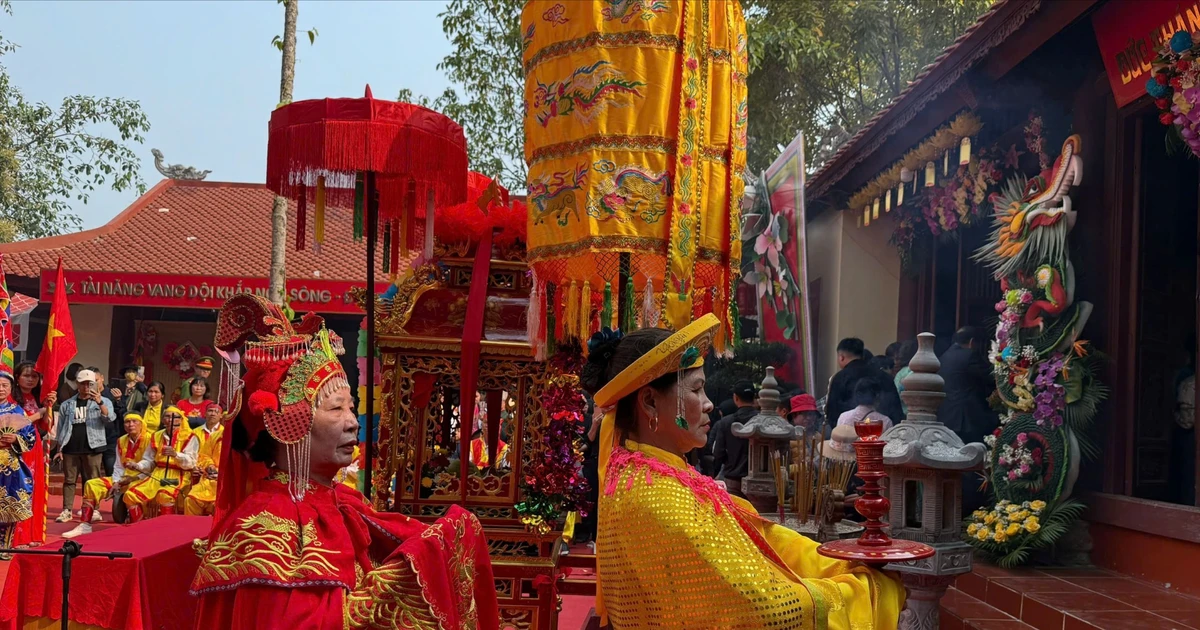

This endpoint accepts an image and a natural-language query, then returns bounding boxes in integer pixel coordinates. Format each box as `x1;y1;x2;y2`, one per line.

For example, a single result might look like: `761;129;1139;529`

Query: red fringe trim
295;185;307;251
266;98;469;212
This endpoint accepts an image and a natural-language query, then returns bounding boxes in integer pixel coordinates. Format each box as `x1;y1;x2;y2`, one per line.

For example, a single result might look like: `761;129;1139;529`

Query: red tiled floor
1064;576;1169;595
1020;596;1066;630
1064;610;1181;630
957;571;990;599
985;581;1025;618
1024;591;1137;613
941;608;966;630
943;589;1019;621
990;577;1087;594
1102;589;1200;612
967;621;1035;630
1161;609;1200;629
1034;567;1117;578
974;564;1030;578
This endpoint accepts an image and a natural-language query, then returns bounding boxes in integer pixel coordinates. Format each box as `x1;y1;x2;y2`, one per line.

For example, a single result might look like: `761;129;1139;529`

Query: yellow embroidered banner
523;0;747;352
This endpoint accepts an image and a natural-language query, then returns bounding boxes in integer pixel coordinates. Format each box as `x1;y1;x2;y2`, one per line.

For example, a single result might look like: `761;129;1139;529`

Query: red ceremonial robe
192;472;498;630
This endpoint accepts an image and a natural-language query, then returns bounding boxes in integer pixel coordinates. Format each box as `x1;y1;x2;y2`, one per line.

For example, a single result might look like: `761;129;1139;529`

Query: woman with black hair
835;377;894;433
583;315;904;629
140;381;167;433
176;376;215;429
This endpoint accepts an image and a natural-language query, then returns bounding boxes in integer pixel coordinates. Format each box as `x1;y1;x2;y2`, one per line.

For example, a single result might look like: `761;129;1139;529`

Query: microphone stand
0;541;132;630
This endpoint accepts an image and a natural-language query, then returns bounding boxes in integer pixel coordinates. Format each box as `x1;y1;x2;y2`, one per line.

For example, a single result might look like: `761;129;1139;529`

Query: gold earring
649;415;659;432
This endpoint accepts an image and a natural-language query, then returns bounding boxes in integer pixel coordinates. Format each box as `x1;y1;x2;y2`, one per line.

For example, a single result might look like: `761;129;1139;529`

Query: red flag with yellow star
34;258;76;391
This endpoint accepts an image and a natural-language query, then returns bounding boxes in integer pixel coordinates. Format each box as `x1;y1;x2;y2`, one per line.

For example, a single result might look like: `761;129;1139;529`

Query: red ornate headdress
212;294;348;515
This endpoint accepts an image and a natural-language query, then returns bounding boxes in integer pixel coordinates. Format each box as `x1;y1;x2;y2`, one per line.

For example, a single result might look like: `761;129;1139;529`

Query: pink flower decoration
685;97;697;110
686;57;699;70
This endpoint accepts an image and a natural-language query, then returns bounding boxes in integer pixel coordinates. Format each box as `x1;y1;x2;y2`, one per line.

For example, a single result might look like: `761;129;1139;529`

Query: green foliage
744;0;994;173
407;0;993;186
400;0;524;190
966;500;1085;568
705;339;795;399
0;3;151;239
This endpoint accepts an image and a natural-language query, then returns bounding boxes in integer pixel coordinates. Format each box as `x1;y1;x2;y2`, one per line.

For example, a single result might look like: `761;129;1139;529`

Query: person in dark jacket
937;327;997;442
90;367;126;478
712;381;756;498
937;327;998;515
826;338;903;422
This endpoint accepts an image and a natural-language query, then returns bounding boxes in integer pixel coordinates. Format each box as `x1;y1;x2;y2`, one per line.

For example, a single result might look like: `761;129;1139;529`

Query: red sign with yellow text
1093;0;1200;108
39;270;389;314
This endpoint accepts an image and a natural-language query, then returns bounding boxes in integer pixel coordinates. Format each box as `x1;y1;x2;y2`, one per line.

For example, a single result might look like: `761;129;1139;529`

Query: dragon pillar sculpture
966;135;1107;567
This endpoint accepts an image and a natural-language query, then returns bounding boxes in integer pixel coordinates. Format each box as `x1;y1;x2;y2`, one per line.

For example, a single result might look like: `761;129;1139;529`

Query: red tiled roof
806;0;1043;201
0;179;383;281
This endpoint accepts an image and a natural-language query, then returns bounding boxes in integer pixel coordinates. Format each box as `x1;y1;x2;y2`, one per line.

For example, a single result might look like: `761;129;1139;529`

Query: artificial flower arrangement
889;150;1004;269
1146;29;1200;158
965;133;1107;567
515;341;591;535
965;499;1083;567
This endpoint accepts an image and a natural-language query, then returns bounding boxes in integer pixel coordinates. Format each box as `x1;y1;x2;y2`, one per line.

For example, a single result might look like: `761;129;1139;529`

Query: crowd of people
0;353;365;552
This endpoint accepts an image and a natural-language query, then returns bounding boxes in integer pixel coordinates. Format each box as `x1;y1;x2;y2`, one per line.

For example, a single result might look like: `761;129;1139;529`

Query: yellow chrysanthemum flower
995;531;1008;543
1025;521;1040;534
1030;500;1046;511
984;514;996;524
975;529;989;541
1025;515;1040;526
1006;523;1021;536
967;524;979;536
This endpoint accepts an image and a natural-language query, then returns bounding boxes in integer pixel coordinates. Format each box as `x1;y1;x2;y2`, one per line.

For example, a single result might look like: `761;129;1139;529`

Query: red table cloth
0;515;211;630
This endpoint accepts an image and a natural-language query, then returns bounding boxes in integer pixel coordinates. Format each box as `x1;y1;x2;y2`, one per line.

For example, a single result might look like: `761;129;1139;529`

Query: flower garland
1147;29;1200;157
515;344;590;534
889;151;1003;268
846;111;983;213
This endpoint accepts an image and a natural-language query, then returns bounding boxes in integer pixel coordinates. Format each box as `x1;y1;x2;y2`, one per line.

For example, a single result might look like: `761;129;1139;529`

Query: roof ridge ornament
151;148;212;181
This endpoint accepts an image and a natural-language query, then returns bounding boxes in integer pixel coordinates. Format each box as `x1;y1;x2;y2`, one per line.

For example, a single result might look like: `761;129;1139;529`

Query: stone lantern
882;332;987;629
732;366;801;513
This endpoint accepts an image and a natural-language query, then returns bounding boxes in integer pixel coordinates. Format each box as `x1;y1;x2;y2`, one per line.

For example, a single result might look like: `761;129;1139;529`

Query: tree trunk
268;0;299;306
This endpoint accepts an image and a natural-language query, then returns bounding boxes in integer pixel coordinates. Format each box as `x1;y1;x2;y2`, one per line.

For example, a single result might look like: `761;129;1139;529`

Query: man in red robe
191;295;498;629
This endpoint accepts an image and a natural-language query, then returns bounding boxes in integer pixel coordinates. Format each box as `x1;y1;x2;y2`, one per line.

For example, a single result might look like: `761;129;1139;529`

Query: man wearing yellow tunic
123;406;196;522
580;315;906;629
62;412;152;538
182;404;223;516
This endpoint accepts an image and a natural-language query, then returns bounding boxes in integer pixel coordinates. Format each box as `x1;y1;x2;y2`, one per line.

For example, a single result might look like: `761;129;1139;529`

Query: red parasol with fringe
265;86;468;501
267;85;468;257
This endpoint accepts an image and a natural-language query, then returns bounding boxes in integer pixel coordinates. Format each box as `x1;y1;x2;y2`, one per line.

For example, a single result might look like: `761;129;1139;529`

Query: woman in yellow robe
581;315;906;629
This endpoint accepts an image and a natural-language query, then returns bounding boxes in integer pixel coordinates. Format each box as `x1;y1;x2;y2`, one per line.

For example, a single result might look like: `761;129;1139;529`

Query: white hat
75;369;97;384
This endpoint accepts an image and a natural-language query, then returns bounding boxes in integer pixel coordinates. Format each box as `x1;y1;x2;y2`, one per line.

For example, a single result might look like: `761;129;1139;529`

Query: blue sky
2;0;453;230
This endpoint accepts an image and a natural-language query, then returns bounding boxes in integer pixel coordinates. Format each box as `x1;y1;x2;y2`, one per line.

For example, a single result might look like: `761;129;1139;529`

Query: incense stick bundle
770;451;788;518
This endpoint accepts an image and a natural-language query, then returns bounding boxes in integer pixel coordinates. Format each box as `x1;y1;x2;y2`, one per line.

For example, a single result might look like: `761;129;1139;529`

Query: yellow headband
123;412;144;422
593;313;720;408
594;314;720;499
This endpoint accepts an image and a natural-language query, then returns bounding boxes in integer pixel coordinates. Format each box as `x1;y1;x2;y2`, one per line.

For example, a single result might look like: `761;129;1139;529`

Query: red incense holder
817;418;934;567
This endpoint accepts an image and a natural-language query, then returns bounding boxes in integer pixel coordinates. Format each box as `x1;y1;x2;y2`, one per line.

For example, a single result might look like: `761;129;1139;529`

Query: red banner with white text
39;270;389;314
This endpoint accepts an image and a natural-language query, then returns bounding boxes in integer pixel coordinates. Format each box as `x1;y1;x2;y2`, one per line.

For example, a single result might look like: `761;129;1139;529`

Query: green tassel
675;416;688;429
382;222;391;274
601;282;613;330
353;173;365;242
621;275;636;332
730;293;741;342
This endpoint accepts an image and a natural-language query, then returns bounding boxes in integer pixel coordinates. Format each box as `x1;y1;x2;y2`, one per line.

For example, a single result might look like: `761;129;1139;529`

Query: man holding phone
50;369;116;524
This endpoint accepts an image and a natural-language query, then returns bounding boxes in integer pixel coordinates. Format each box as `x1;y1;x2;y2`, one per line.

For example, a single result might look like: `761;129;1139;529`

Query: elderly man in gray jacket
51;369;116;524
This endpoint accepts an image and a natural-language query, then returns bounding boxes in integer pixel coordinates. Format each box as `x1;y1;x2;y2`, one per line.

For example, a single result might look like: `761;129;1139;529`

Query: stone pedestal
882;332;987;629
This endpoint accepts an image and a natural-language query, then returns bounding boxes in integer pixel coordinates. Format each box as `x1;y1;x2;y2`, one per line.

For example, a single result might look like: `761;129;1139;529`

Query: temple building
802;0;1200;623
0;178;386;396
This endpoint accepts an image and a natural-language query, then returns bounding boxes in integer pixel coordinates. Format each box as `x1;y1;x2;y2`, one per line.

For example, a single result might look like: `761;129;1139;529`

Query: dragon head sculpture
975;135;1082;281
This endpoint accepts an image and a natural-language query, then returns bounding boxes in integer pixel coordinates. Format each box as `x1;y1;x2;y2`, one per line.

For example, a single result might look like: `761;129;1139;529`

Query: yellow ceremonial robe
184;425;222;515
597;440;905;630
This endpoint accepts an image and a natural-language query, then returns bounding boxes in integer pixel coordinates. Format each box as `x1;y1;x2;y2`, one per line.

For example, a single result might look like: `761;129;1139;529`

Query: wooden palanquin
367;257;562;630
